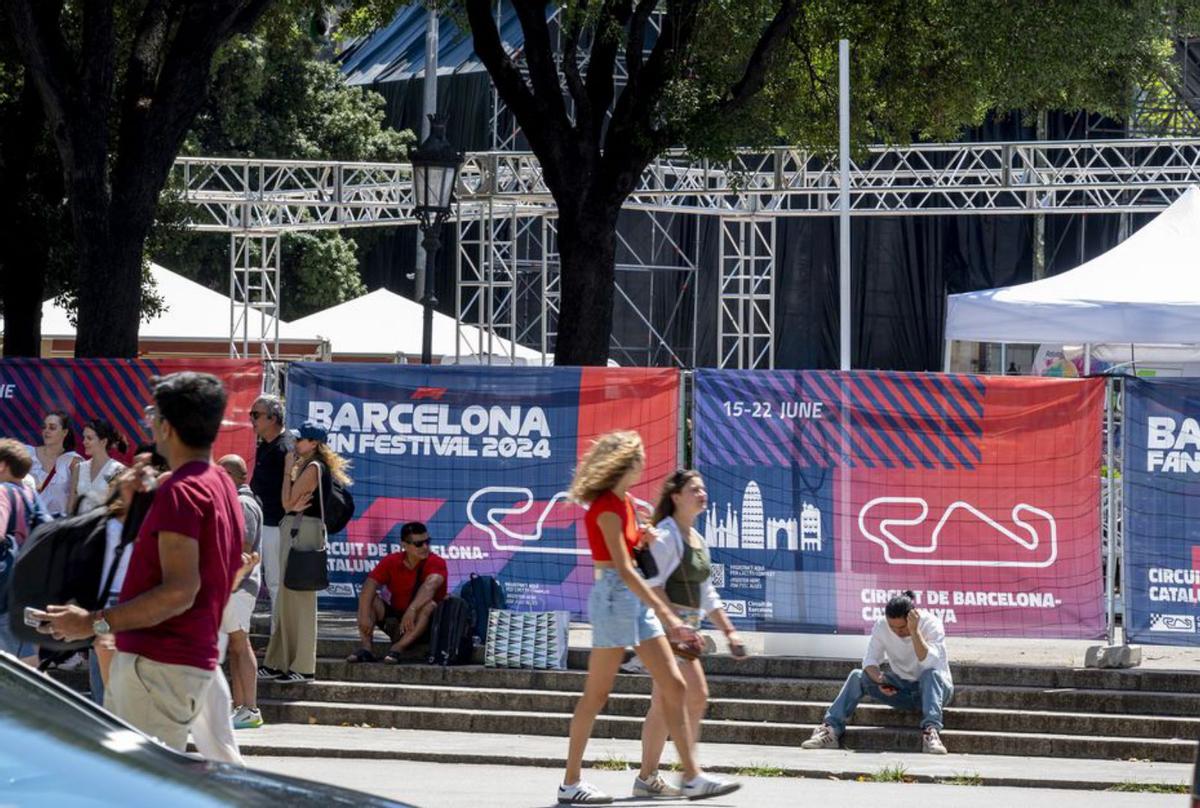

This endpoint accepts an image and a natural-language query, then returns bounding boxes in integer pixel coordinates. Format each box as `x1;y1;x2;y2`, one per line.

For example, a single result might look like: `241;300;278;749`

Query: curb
236;743;1185;792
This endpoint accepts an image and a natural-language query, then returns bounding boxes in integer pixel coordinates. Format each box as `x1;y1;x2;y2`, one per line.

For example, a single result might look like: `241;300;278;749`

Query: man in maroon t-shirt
346;521;448;664
38;372;243;751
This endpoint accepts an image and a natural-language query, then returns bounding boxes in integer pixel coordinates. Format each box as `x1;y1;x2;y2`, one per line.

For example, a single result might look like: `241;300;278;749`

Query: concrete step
303;657;1200;718
252;634;1200;694
259;677;1200;741
255;699;1199;763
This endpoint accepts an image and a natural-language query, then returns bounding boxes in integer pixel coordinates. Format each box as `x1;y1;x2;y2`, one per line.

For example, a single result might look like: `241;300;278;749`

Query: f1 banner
694;370;1105;638
0;358;261;468
1124;378;1200;646
284;363;679;613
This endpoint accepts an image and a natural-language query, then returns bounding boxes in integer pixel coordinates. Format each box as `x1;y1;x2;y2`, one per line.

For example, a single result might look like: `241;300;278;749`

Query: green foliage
1105;781;1189;794
283;231;367;319
158;6;415;319
733;764;788;778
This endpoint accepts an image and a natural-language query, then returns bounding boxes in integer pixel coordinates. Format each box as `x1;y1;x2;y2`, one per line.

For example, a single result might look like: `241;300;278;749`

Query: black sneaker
277;671;314;684
256;665;283;681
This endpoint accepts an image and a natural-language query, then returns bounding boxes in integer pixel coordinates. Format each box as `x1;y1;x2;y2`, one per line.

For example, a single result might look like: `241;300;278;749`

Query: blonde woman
557;431;739;805
638;470;746;794
261;420;352;684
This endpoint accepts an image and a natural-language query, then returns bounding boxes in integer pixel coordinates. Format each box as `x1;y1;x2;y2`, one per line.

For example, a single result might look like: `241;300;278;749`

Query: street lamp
409;113;464;364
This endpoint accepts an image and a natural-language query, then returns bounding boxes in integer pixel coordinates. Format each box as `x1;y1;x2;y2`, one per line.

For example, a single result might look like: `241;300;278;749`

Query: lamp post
409;113;464;364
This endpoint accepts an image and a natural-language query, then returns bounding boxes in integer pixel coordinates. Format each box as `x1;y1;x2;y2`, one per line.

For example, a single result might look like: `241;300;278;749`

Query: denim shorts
589;568;664;649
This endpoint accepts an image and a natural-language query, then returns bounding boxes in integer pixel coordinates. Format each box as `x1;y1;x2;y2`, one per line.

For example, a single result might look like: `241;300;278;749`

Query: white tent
287;288;546;363
946;187;1200;345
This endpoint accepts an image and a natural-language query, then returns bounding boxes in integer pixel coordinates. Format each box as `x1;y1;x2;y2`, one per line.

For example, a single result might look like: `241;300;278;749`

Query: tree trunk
0;247;47;356
553;204;620;366
72;211;146;358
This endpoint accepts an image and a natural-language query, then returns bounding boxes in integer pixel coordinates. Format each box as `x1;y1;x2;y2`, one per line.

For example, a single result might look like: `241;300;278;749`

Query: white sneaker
557;781;613;805
58;652;87;672
922;726;947;754
619;656;646;674
633;772;682;797
800;723;839;749
681;773;740;801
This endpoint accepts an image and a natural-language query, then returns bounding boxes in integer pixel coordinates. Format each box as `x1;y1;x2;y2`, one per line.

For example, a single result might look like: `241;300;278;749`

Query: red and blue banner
0;358;262;468
1123;378;1200;646
285;363;679;613
694;369;1105;638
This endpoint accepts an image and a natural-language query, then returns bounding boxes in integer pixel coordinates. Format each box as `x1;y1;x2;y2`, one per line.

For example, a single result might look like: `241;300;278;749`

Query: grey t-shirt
236;484;264;597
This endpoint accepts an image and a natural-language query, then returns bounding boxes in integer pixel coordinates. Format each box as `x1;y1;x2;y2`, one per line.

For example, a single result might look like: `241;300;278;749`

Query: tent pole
943;339;952;373
838;39;851;371
1084;343;1092;375
999;342;1007;376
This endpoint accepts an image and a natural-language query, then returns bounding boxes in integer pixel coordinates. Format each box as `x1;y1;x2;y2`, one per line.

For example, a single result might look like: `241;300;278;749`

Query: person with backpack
347;521;447;664
260;421;352;684
0;439;50;663
31;372;244;753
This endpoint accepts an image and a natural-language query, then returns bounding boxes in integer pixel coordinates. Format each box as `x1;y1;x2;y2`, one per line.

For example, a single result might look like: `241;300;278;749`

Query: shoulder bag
284;461;330;591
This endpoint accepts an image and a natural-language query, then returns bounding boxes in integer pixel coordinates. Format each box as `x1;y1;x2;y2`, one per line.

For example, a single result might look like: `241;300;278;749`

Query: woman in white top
636;470;746;797
71;418;127;514
25;410;82;517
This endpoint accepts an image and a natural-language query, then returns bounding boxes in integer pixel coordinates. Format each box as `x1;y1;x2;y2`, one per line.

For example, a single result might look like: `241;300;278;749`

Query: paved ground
245;758;1187;808
232;724;1194;790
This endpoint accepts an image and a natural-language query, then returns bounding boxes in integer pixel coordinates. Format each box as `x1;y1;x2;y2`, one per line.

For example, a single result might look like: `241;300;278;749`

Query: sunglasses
249;411;265;420
405;538;431;548
142;405;159;430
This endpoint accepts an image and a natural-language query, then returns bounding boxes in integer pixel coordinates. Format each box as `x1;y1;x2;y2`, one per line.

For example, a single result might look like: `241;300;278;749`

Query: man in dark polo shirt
38;372;243;751
248;394;291;616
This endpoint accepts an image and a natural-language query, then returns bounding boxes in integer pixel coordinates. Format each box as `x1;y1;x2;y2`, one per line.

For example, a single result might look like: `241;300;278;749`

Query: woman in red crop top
556;431;739;805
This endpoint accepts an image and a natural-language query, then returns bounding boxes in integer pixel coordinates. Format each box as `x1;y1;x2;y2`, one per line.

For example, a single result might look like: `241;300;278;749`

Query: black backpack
7;492;148;651
315;464;354;534
0;486;51;614
457;573;507;644
427;596;475;666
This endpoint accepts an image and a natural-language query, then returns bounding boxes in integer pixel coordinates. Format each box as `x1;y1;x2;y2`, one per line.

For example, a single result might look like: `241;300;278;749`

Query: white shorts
220;589;256;635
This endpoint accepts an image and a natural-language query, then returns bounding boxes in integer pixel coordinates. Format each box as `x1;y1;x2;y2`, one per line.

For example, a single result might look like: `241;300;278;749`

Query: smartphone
23;606;47;629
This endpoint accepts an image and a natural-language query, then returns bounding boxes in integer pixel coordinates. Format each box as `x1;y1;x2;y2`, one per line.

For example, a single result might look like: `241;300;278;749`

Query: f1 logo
411;387;447;400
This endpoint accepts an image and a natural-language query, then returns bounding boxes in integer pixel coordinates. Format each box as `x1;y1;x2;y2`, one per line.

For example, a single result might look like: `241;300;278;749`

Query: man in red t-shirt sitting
347;521;448;664
36;372;243;751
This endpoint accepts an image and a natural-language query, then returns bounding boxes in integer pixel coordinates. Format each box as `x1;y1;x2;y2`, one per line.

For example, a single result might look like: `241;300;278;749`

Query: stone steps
256;677;1200;740
254;697;1198;763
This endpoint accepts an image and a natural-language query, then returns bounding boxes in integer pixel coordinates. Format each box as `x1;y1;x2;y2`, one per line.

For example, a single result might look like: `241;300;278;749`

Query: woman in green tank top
635;470;748;797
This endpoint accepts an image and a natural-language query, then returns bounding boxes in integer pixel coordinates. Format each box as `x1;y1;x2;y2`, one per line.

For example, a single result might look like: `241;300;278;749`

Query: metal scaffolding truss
718;217;775;370
228;232;282;388
175;136;1200;368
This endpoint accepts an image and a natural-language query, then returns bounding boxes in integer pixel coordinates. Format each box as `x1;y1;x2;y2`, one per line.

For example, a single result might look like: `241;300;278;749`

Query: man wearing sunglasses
247;395;291;643
347;521;448;664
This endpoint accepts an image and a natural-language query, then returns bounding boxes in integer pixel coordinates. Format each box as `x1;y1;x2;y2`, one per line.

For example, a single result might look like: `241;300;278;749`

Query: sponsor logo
1149;613;1196;633
724;600;747;617
411;387;448;400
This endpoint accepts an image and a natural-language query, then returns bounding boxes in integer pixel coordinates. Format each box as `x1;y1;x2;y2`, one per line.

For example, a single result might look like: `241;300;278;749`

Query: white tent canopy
946;187;1200;344
287;288;545;363
18;262;315;343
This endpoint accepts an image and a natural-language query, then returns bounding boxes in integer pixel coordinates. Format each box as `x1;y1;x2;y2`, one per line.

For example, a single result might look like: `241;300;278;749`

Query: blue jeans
89;648;105;706
588;569;664;649
823;667;953;734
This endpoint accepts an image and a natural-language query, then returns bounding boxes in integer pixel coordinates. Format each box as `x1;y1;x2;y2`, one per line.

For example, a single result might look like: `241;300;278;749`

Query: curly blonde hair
569;430;645;504
299;442;354;486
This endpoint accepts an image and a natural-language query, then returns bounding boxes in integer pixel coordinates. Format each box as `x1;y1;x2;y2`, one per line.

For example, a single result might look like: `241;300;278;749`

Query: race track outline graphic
858;497;1058;568
466;486;655;556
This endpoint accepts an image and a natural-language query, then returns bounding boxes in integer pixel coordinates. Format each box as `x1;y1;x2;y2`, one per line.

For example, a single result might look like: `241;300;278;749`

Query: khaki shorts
105;652;214;751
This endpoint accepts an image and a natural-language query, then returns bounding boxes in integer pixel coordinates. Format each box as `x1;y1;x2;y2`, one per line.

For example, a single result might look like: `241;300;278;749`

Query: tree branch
2;0;78;163
713;0;803;118
510;0;571;130
560;0;591;135
464;0;541;128
624;0;655;81
583;0;627;141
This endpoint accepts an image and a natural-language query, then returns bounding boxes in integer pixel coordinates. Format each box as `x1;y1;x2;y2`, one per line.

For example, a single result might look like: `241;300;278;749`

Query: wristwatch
92;610;112;636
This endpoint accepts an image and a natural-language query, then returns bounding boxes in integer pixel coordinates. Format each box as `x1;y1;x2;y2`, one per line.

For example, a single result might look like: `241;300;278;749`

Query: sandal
346;648;375;664
381;651;404;665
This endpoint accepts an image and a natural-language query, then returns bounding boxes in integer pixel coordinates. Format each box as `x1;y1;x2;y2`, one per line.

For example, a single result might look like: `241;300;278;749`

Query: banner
0;358;261;469
285;363;679;613
694;370;1105;638
1124;378;1200;646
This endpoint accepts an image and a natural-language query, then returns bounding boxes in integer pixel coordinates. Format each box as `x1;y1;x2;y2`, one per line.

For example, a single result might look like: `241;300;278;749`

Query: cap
288;420;328;443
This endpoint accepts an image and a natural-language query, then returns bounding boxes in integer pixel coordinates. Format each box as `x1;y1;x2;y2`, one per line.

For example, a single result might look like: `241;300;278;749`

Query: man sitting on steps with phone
347;521;448;664
801;590;954;755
